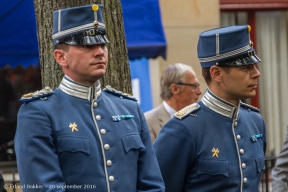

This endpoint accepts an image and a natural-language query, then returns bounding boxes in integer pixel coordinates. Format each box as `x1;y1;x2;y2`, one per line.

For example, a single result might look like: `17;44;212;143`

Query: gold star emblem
212;148;219;158
69;122;78;132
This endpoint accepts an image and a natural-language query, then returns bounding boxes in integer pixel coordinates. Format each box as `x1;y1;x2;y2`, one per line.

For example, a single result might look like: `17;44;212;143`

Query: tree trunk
33;0;132;94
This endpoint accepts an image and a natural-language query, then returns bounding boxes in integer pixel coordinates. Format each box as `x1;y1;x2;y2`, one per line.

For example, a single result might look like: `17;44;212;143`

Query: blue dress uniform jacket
154;89;266;192
15;76;164;192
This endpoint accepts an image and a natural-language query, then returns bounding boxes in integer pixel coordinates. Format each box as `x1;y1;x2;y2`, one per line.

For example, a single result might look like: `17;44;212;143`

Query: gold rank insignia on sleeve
173;103;200;120
19;86;53;103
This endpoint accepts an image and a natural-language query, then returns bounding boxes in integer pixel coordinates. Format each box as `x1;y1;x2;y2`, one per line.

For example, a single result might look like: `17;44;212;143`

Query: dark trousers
0;173;6;192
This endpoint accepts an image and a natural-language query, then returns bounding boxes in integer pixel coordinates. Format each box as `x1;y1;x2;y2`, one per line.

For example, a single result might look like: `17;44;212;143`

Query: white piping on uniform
58;10;61;32
58;76;101;101
52;22;105;40
216;33;219;55
201;90;237;119
199;45;251;63
232;117;243;192
94;11;97;23
91;99;110;192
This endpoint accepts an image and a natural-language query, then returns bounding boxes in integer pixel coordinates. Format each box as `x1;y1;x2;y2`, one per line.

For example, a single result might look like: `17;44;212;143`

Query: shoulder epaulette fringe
173;103;200;120
103;85;137;102
240;102;260;112
19;86;53;103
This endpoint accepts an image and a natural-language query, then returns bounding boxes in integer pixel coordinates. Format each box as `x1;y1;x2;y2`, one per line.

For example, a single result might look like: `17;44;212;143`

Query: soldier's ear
210;66;223;83
54;49;68;67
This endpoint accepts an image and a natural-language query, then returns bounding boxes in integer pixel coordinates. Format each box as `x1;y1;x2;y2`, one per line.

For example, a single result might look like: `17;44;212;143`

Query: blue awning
0;0;39;68
121;0;167;60
0;0;167;68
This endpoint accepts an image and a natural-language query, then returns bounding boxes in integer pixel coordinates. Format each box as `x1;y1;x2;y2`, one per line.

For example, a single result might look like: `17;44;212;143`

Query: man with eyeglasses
154;25;266;192
144;63;202;142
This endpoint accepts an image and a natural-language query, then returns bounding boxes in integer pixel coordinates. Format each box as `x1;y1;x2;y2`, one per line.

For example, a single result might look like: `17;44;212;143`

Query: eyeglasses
176;83;200;90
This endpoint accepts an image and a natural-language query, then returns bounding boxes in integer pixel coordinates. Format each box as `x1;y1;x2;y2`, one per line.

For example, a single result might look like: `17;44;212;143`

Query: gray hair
160;63;194;100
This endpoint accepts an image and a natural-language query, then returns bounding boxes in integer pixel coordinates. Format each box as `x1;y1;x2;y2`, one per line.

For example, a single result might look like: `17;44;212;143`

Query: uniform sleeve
272;129;288;192
15;102;65;192
153;118;195;192
136;105;165;192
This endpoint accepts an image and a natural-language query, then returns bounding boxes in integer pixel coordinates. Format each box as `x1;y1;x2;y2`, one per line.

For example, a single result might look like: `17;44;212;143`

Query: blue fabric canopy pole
0;0;166;68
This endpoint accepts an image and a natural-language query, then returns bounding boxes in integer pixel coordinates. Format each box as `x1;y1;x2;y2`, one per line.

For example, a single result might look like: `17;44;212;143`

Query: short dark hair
202;65;231;85
219;65;231;73
202;67;211;85
53;43;69;51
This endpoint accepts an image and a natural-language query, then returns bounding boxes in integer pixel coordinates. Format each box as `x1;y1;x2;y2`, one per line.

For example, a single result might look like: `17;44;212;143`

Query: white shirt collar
163;100;177;119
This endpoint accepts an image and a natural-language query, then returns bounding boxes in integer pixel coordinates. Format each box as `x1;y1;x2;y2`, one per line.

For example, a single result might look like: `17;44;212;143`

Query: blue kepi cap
197;25;261;68
52;4;109;46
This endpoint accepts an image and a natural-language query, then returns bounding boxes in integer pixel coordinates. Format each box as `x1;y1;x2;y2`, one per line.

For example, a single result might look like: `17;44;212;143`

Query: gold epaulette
173;103;200;120
103;85;137;101
19;86;53;103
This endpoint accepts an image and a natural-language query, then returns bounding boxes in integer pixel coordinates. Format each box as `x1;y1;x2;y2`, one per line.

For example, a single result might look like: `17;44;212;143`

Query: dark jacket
0;173;7;192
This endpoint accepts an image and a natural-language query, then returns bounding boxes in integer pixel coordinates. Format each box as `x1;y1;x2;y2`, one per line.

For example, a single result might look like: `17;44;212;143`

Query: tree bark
33;0;132;93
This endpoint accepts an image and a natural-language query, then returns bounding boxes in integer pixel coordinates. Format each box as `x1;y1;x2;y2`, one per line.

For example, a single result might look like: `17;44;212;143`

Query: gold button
91;4;99;11
248;25;251;32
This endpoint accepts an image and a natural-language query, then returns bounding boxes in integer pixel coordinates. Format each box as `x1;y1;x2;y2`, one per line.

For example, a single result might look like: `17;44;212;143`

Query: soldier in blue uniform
14;4;164;192
154;25;266;192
